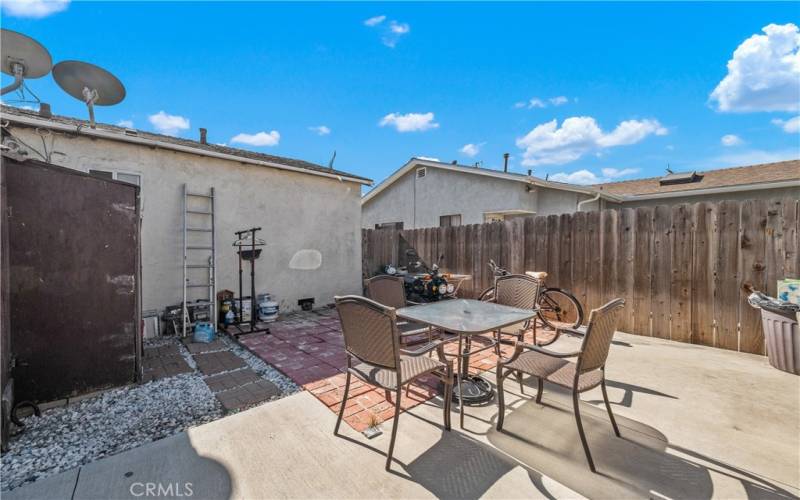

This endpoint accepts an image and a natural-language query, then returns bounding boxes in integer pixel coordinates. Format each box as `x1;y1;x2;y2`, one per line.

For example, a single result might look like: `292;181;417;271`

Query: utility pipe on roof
577;192;601;212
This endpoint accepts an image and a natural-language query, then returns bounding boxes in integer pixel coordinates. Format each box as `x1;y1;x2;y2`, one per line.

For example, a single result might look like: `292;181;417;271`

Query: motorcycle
381;251;457;303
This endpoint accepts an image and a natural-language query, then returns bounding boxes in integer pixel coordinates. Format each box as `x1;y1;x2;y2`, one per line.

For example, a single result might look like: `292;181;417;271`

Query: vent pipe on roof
527;169;532;177
503;153;509;172
199;128;207;145
38;103;52;119
451;160;457;165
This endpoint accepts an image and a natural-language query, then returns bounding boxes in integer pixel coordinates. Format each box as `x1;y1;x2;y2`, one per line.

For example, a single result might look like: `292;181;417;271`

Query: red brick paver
238;308;546;432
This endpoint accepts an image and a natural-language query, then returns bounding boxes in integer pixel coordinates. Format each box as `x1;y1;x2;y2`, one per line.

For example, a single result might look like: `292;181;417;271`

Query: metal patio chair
365;275;442;345
496;298;625;473
333;295;454;470
486;274;542;342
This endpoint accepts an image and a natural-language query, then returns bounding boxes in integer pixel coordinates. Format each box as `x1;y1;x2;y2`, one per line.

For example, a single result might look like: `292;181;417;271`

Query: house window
439;214;461;227
375;222;403;230
484;213;505;223
89;169;141;186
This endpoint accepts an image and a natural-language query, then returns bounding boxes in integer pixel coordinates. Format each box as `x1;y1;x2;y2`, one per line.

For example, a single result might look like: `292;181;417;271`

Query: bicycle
478;259;585;331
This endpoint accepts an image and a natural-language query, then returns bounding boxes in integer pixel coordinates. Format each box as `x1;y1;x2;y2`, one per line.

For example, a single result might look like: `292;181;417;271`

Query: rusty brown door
5;157;140;402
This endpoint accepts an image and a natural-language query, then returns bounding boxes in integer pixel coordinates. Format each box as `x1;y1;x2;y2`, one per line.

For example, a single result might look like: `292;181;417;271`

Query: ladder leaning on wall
182;184;216;337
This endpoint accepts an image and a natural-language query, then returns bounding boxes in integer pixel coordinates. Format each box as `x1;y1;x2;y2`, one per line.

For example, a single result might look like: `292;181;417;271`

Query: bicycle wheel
537;288;584;330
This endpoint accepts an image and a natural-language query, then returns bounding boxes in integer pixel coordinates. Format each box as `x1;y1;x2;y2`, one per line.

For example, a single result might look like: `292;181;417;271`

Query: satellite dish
1;29;53;96
52;60;125;128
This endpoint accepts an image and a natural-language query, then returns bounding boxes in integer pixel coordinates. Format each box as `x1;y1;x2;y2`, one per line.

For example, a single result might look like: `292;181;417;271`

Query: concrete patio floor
6;331;799;499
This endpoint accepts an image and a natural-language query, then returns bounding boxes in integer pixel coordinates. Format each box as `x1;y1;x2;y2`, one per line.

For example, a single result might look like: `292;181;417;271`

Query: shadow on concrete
585;378;679;408
486;394;795;499
70;433;232;500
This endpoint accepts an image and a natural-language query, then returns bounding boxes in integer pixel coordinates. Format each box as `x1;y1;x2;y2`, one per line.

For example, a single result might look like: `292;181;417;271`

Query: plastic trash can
760;309;799;375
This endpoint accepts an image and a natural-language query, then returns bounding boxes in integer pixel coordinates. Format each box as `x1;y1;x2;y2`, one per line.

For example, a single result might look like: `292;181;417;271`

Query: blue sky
2;1;798;190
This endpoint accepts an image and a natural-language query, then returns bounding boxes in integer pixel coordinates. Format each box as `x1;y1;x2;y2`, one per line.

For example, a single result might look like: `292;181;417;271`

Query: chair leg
516;371;524;394
535;377;543;404
573;390;596;473
496;368;507;431
386;387;403;471
443;369;452;431
334;371;351;436
601;378;621;437
385;389;392;403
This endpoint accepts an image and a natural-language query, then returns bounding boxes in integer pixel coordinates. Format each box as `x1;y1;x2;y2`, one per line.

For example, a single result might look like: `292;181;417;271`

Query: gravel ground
0;334;298;492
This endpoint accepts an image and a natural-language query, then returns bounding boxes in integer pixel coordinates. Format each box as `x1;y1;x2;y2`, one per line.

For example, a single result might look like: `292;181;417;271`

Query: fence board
618;208;636;333
585;211;602;312
571;212;589;317
739;200;767;354
651;205;672;339
670;204;693;344
716;200;741;351
633;207;653;336
691;202;717;347
361;197;797;355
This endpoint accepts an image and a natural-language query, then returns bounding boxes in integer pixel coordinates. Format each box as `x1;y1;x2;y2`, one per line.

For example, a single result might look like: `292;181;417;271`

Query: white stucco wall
8;126;363;314
361;166;599;229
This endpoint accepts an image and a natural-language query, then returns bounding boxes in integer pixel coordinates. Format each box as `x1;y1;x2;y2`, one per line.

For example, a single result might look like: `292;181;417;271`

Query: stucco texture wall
362;166;603;229
9;127;363;313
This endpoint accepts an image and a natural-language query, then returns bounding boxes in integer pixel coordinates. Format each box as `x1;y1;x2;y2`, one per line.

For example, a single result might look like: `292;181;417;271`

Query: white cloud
308;125;331;136
549;166;640;185
116;119;134;128
601;167;639;178
1;0;69;18
772;116;800;133
515;116;667;166
549;170;603;185
231;131;281;147
515;96;571;109
709;148;799;167
381;21;410;48
721;134;744;146
363;15;386;27
710;23;800;112
148;111;190;136
379;112;439;132
459;143;483;157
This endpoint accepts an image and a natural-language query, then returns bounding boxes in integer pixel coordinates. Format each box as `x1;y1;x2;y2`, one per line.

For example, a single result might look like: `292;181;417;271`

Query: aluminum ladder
182;184;216;337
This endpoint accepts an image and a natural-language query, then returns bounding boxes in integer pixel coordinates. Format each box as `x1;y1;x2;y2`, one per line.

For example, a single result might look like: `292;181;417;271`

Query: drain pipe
577;192;601;212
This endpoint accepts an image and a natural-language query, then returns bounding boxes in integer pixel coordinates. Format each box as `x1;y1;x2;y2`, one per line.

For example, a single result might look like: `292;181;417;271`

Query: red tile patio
236;308;551;432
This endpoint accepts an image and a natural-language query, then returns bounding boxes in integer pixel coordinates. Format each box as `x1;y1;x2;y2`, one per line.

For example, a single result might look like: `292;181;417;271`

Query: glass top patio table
396;299;537;334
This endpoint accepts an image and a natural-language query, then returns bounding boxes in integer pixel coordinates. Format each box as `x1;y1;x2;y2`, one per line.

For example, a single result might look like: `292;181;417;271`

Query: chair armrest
401;339;444;357
530;345;582;358
558;326;586;337
406;300;422;306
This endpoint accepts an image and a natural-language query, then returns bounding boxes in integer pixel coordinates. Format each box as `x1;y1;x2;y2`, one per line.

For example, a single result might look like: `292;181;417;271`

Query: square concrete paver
143;344;180;359
142;353;192;383
204;368;262;393
215;380;280;411
193;351;247;375
183;339;227;354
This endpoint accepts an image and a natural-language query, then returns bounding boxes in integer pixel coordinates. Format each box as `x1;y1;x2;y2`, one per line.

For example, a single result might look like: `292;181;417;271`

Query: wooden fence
361;197;799;355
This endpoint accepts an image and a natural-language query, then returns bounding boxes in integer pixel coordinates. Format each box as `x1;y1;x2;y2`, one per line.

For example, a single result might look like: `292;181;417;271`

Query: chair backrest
493;274;541;310
577;298;625;373
334;295;400;370
366;275;407;309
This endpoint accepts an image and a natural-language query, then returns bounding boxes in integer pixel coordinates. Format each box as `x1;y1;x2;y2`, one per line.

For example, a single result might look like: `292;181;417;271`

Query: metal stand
231;227;269;337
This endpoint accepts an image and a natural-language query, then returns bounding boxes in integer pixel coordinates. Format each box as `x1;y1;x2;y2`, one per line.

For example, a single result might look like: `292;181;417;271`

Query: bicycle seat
525;271;548;280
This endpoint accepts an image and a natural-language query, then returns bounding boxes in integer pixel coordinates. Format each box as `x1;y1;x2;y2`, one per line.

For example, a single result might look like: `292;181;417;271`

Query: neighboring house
1;105;372;313
361;158;621;229
592;160;800;208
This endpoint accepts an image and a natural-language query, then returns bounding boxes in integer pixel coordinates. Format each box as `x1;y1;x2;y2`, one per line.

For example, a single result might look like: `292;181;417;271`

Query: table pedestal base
442;375;494;406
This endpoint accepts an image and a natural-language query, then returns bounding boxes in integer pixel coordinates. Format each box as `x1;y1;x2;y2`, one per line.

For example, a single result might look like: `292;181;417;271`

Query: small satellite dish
1;29;53;96
53;60;125;128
